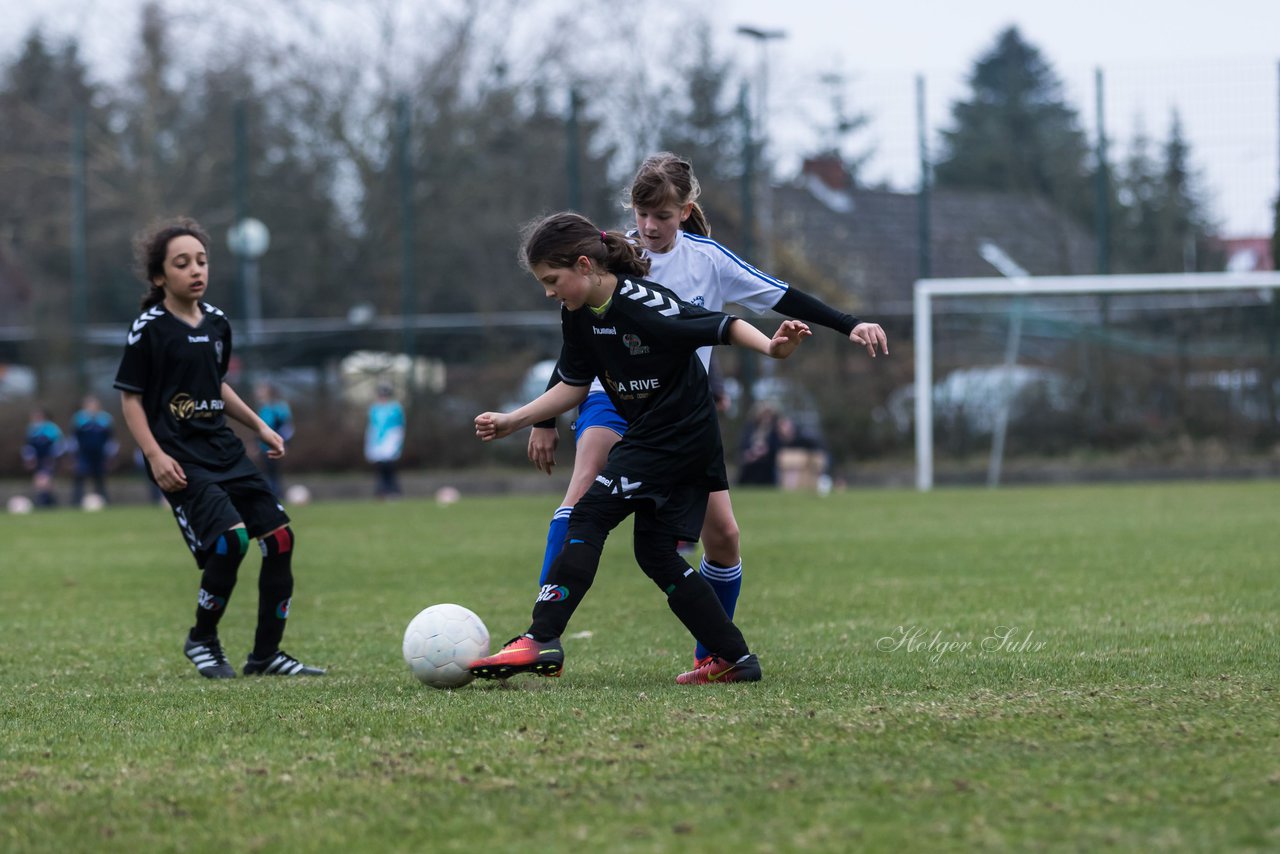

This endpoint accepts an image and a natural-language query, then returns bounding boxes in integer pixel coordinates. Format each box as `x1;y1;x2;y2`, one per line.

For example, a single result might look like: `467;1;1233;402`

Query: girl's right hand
147;452;188;492
474;412;514;442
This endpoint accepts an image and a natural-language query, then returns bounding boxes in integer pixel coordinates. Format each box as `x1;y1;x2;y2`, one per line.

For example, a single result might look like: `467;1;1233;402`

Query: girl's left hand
260;427;286;458
850;322;889;358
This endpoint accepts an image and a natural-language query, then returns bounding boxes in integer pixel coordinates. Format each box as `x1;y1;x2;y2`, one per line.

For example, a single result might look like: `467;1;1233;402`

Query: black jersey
556;277;736;468
113;303;247;469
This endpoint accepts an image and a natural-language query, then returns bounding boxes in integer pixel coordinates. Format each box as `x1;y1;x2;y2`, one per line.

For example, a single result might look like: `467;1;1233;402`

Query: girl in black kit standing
114;218;324;679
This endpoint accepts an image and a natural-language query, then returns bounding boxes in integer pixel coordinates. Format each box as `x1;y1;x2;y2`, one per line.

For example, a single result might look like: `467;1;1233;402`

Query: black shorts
158;456;290;568
590;441;729;542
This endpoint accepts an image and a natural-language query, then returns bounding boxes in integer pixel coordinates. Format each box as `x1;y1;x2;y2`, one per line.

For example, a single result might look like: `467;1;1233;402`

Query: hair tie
600;231;608;242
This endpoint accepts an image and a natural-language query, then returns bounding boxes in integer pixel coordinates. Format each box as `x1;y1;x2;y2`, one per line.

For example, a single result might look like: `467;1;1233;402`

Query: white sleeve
706;239;789;315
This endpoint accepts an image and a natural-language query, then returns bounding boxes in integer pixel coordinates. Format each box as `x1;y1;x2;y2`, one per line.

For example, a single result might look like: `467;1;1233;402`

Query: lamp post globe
227;217;270;259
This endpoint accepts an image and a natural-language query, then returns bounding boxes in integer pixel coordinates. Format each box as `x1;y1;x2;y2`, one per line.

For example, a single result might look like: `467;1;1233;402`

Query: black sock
528;540;600;641
665;572;749;662
252;527;295;659
191;528;249;640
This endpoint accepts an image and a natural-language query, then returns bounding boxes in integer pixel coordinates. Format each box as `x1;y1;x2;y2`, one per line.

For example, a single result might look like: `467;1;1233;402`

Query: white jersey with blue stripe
580;229;789;395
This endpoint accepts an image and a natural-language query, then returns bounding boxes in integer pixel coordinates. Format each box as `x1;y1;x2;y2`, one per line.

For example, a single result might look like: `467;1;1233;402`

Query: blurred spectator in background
255;382;293;498
365;383;405;498
738;401;782;486
70;394;117;504
776;414;830;493
22;406;65;507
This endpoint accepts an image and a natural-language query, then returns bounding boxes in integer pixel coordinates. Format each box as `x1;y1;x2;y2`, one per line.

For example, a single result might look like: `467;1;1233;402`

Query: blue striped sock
694;557;743;661
539;507;573;585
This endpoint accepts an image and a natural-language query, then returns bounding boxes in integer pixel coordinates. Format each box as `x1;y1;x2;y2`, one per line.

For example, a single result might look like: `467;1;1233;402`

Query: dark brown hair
520;212;651;279
627;151;711;237
132;217;210;309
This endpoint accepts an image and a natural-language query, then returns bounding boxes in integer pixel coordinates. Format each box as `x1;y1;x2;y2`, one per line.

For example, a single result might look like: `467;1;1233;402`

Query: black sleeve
533;361;561;430
113;325;152;394
218;318;233;379
772;287;860;336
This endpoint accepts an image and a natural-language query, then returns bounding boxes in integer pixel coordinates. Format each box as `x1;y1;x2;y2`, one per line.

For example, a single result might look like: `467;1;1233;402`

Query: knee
215;527;251;558
633;532;689;589
700;515;740;557
259;526;295;557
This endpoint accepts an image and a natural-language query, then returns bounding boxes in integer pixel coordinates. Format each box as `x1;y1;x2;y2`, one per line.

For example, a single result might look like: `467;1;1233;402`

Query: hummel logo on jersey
594;474;613;488
188;335;210;343
593;326;617;335
126;306;165;345
619;280;680;317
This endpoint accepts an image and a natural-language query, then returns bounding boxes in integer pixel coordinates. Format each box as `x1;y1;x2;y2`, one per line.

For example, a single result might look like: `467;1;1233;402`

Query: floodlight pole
736;25;786;273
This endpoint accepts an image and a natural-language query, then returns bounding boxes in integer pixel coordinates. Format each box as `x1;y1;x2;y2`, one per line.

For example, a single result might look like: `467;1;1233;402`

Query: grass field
2;481;1277;852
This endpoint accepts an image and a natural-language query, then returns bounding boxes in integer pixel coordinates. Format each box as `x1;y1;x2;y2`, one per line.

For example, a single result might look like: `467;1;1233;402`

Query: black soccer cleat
243;650;326;676
184;634;236;679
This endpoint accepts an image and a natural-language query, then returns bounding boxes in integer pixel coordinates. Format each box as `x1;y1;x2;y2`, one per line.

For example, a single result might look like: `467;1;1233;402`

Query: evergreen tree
1155;111;1215;271
0;30;101;388
934;27;1095;224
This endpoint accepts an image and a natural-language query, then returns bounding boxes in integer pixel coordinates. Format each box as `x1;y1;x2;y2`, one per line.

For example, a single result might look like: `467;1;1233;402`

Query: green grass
2;482;1278;852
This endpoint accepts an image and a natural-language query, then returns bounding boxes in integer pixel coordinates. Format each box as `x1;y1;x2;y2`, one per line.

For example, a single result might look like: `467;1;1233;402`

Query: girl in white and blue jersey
527;153;889;668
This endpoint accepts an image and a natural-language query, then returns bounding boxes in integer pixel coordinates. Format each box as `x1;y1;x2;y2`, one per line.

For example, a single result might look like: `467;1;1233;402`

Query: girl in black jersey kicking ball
468;212;811;685
114;218;324;679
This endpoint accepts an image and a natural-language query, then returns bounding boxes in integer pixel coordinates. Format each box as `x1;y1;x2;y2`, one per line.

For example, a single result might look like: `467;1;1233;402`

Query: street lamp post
227;217;270;350
736;24;786;273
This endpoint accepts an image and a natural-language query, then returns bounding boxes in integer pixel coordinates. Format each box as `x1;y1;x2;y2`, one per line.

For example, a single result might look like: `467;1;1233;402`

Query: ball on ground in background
284;484;311;506
81;493;105;512
402;604;489;689
434;486;460;506
7;495;33;515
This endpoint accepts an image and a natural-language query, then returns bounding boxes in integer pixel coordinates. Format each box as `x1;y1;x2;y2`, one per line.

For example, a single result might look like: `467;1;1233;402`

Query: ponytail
521;212;651;279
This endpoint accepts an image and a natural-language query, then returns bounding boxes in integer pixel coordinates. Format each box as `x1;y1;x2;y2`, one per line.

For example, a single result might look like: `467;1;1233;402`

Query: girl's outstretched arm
476;382;589;442
727;318;812;359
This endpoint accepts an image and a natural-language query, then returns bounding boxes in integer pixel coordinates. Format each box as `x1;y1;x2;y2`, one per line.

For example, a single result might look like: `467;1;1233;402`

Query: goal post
913;271;1280;490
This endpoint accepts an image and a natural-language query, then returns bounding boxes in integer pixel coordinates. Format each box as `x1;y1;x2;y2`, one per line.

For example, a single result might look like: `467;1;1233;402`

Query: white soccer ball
6;495;33;515
284;484;311;506
402;603;490;689
81;493;105;512
434;485;460;506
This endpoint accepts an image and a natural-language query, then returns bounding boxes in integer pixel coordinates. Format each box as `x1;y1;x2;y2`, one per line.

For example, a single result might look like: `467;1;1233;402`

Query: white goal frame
913;271;1280;491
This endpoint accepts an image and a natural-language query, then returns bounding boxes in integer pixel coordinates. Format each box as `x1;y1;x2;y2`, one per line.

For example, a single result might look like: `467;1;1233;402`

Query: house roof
769;162;1098;316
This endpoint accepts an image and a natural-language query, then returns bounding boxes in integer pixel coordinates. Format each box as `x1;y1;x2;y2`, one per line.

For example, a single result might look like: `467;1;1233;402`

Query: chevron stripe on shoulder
202;302;226;317
619;279;680;317
126;306;166;345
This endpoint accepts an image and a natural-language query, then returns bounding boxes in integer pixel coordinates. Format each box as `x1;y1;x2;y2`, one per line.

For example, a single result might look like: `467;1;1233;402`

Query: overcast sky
4;0;1277;235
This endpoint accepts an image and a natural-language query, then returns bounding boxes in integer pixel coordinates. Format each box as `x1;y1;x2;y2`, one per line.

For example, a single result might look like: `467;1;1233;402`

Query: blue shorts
570;391;627;444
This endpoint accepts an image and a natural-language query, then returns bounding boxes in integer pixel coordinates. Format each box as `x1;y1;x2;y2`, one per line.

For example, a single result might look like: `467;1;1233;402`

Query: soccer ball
81;493;105;512
402;604;490;689
284;484;311;506
6;495;33;515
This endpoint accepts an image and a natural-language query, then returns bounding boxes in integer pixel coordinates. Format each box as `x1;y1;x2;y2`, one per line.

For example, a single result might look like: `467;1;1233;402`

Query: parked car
881;365;1076;435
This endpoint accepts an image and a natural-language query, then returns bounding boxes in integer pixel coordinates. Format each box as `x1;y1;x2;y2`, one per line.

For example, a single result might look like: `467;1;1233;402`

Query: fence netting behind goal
912;281;1280;483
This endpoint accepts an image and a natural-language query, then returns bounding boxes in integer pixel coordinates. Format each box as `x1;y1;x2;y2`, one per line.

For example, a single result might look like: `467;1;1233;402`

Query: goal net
912;271;1280;490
